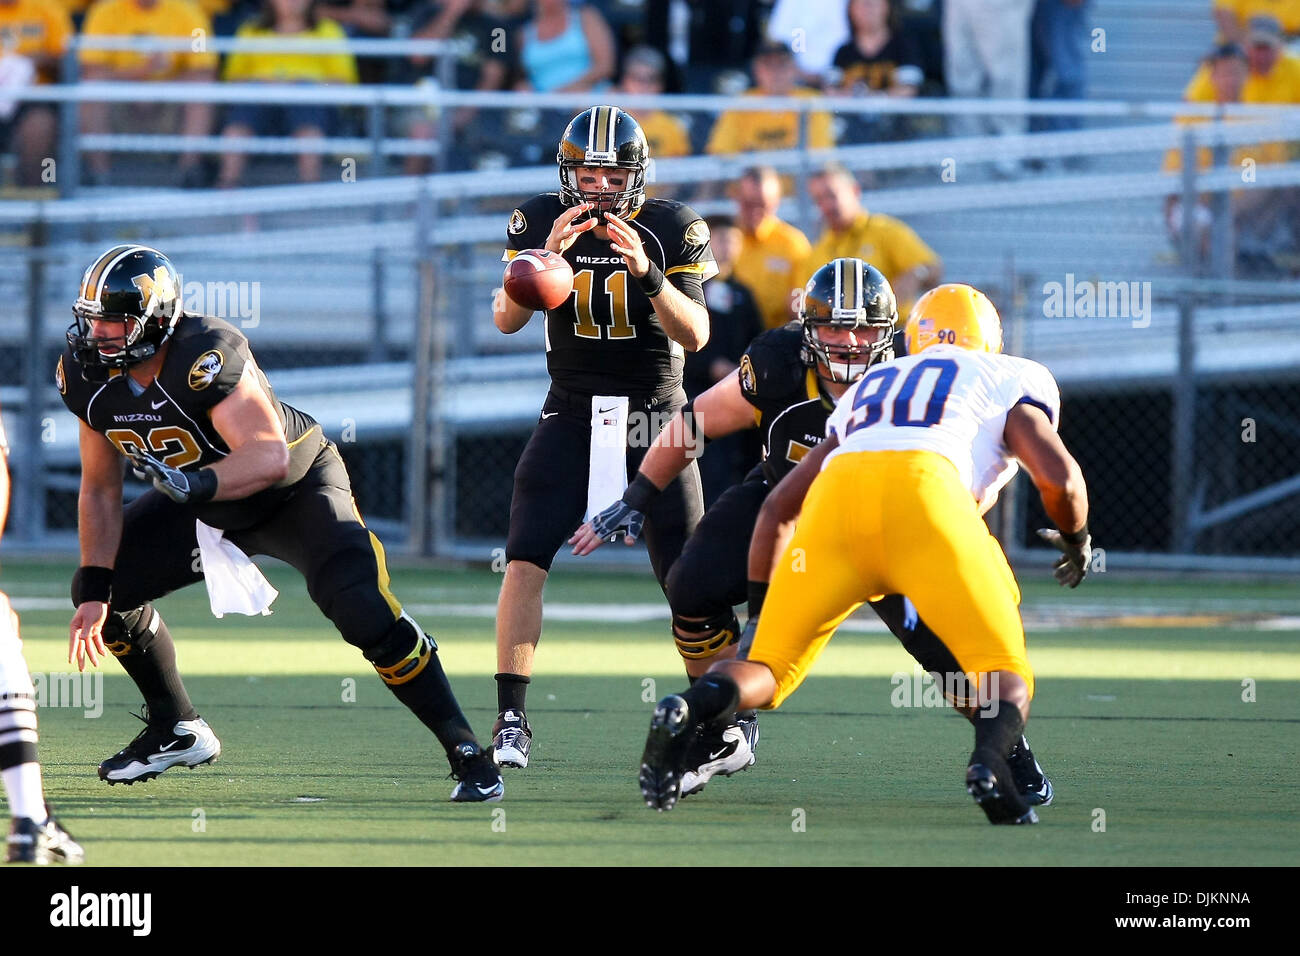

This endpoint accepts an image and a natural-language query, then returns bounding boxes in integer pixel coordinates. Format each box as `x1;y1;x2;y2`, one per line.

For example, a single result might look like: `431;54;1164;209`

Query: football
504;249;574;311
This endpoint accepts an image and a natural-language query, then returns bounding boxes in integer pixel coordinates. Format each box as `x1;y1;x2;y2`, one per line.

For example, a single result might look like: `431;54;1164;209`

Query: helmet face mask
67;244;182;382
557;106;649;221
799;258;898;384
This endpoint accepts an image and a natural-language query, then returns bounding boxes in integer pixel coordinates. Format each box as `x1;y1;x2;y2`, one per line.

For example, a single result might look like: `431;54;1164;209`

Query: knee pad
100;605;161;658
672;610;739;661
364;612;438;687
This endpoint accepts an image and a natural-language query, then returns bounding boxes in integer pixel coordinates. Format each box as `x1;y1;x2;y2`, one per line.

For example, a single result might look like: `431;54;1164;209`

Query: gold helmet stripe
81;244;133;301
586;105;618;162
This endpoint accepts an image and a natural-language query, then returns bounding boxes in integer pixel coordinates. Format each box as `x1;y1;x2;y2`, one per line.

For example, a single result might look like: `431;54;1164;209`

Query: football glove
1036;526;1091;589
590;473;661;543
128;449;218;505
589;499;646;543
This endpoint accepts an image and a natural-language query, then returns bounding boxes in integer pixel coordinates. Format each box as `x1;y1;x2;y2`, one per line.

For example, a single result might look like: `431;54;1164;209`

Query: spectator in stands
943;0;1035;177
765;0;848;87
1214;0;1300;49
618;45;689;158
0;0;72;186
78;0;217;187
1187;14;1300;102
731;165;812;329
402;0;513;174
216;0;358;187
831;0;922;97
803;162;941;316
641;0;773;94
513;0;614;92
1030;0;1092;135
829;0;923;144
686;213;764;505
706;40;834;157
1164;42;1296;274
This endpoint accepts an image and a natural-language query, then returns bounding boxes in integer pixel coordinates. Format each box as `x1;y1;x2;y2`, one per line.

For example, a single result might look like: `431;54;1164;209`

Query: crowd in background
1166;1;1300;275
0;0;1119;188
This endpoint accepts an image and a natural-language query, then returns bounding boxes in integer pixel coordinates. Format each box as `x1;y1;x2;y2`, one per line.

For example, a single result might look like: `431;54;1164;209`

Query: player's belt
547;383;684;413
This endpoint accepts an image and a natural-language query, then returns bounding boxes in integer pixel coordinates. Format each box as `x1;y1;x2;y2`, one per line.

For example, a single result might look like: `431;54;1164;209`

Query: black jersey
737;324;836;486
503;193;717;397
57;313;323;530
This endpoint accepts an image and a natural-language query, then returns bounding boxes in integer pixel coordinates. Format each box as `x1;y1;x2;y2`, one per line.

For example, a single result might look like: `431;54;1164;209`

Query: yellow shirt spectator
1214;0;1300;36
638;109;690;159
222;18;357;84
804;211;940;317
706;88;834;155
79;0;216;79
1183;50;1300;102
735;215;812;330
1168;54;1295;172
0;0;72;83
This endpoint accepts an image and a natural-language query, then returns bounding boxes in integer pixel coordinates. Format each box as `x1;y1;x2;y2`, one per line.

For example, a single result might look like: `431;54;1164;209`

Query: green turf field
5;560;1298;866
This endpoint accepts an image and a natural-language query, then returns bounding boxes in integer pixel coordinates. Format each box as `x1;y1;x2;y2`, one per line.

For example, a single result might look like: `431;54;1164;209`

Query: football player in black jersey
573;259;1054;806
60;244;503;802
490;106;715;769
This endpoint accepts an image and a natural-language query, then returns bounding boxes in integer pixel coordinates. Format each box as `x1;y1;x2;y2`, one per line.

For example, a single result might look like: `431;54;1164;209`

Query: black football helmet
67;244;182;382
799;258;896;384
557;105;649;220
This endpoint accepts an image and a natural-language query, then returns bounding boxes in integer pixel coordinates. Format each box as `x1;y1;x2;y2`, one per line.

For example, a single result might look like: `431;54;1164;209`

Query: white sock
2;763;46;822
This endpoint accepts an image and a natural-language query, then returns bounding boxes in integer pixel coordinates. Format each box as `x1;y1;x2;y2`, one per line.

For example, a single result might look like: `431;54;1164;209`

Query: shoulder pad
740;325;805;404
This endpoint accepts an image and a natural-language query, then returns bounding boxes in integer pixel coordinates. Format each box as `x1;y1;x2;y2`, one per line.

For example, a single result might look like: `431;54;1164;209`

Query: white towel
0;55;37;122
195;520;278;619
586;395;629;523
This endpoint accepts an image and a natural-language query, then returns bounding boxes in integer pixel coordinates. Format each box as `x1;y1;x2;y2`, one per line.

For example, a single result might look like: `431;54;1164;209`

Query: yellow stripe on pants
747;449;1032;709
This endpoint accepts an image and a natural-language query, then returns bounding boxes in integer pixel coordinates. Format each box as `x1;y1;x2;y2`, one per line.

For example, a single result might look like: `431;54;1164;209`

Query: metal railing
4;83;1299;570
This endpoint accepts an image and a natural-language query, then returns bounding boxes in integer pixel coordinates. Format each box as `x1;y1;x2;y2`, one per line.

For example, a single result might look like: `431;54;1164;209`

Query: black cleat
7;816;85;865
735;708;760;757
448;742;505;802
966;756;1039;825
679;721;754;798
490;708;533;769
99;710;220;785
639;695;695;812
1007;735;1054;807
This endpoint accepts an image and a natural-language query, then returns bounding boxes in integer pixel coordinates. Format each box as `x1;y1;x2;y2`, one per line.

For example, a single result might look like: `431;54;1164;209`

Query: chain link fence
3;84;1299;570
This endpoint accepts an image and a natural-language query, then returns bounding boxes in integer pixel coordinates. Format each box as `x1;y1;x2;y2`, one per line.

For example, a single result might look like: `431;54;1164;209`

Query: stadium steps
1087;0;1217;101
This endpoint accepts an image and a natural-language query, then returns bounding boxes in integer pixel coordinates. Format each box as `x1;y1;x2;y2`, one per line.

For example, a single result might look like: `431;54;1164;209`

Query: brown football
504;249;574;311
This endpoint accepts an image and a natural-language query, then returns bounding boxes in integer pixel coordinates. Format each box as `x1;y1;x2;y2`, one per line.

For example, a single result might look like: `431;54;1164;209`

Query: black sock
971;701;1025;763
680;674;740;726
686;673;698;687
387;651;476;756
495;673;530;714
115;612;197;724
0;696;38;770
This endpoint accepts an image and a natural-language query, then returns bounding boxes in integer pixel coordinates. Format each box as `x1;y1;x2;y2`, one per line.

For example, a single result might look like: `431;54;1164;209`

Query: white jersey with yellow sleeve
824;345;1061;513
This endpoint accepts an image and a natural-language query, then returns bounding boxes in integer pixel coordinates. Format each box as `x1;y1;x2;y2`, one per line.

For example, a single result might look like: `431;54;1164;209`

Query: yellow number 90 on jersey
904;283;1003;356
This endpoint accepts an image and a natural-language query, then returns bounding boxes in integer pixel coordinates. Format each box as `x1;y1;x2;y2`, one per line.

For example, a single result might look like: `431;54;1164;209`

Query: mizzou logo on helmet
188;349;224;391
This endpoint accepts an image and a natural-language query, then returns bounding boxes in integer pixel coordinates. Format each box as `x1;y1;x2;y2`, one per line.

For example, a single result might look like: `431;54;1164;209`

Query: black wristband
77;565;114;605
635;261;666;298
188;468;219;505
1061;524;1089;547
747;580;769;620
622;472;662;513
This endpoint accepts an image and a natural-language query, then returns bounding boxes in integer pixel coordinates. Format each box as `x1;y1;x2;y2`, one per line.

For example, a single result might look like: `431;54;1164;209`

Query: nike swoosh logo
158;740;180;752
708;745;735;761
598;405;619;414
152;400;166;410
541;411;559;419
476;784;500;795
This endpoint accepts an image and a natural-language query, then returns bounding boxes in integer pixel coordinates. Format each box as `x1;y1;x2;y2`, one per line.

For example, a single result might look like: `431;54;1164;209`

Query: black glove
129;449;218;505
1036;526;1091;588
590;473;661;543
